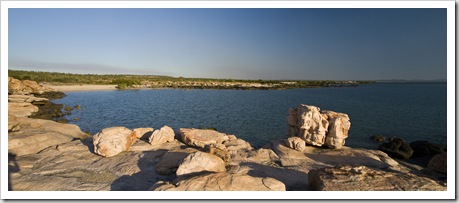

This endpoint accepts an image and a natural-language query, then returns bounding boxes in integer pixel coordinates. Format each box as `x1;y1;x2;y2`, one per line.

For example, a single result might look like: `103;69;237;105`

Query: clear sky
8;8;446;80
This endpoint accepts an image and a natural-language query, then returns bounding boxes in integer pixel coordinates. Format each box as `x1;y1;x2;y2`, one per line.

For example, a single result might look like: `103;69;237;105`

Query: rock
308;165;446;191
223;134;253;153
176;151;226;176
370;135;385;142
15;117;89;140
287;105;353;149
8;77;48;95
155;148;198;175
93;127;138;157
428;152;447;174
8;117;90;156
132;127;154;140
8;102;39;117
9;131;74;156
285;137;306;151
378;137;414;159
179;128;229;148
8;95;49;103
9;139;169;191
203;144;231;163
151;172;286;191
149;126;175;145
8;114;20;132
410;141;446;158
35;91;66;100
296;105;329;147
273;139;399;171
29;100;66;120
321;110;350;149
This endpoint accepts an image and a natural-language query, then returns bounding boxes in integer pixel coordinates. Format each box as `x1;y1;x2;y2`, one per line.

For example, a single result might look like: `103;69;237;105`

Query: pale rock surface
8;114;20;132
176;151;226;176
9;139;169;191
8;102;39;117
149;125;175;145
9;131;74;156
179;128;229;148
8;117;89;156
8;77;51;95
132;127;154;139
223;134;253;153
8;95;49;103
151;172;286;191
285;137;306;151
93;127;138;157
296;105;329;147
321;110;351;149
308;165;446;191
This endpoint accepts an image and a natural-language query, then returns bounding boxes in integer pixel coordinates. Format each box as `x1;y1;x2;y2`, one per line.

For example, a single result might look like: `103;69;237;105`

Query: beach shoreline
47;84;118;92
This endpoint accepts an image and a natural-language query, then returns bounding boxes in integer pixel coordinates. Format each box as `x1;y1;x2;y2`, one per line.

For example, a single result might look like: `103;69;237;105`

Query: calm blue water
54;83;447;149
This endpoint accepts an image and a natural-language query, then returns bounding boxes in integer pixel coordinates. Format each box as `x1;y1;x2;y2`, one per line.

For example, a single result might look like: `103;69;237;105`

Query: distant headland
8;69;375;91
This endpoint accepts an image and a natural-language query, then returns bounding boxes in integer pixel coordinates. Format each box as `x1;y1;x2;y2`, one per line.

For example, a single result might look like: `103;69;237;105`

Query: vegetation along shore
9;70;375;90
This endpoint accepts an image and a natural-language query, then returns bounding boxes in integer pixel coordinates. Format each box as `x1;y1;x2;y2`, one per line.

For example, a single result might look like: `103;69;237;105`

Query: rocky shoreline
7;78;446;192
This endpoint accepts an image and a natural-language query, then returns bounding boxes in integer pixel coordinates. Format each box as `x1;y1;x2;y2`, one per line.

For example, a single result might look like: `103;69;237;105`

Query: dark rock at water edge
370;135;385;142
377;137;413;159
410;140;446;158
34;91;66;100
30;100;68;122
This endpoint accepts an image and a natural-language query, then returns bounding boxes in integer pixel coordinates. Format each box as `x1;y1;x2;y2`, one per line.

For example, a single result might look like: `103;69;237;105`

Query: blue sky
8;8;446;80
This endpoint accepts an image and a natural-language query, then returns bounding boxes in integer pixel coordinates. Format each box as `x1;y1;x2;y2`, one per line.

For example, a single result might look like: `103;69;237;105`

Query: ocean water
54;83;447;149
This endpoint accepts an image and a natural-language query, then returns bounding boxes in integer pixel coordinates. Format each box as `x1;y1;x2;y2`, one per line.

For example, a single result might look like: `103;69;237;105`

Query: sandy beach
47;84;118;92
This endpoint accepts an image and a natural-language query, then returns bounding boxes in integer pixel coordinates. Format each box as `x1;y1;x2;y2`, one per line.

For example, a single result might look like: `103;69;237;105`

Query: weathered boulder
308;165;446;191
285;137;306;151
93;127;138;157
132;127;154;140
179;128;229;148
428;152;447;174
321;110;350;149
410;141;446;158
176;151;226;176
378;137;414;159
151;172;286;191
8;77;48;95
287;105;352;149
149;125;175;145
296;105;329;147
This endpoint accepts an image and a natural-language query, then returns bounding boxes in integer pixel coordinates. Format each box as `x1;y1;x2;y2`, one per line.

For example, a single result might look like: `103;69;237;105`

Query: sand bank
47;85;118;92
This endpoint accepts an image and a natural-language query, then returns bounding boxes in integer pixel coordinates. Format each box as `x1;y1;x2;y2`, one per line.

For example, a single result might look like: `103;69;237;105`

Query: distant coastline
8;69;375;91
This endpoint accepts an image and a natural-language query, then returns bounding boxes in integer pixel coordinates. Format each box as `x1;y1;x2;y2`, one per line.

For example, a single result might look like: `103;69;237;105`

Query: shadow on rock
8;153;20;191
240;162;310;191
110;150;173;191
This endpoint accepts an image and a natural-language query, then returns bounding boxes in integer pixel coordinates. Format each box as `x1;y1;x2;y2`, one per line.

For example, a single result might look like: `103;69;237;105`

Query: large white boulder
93;127;137;157
149;125;175;145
